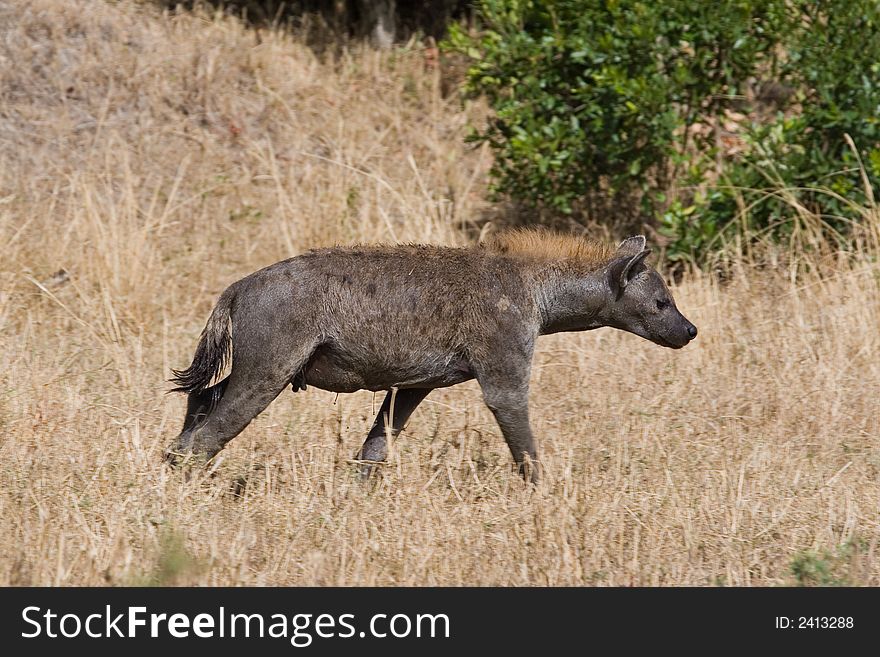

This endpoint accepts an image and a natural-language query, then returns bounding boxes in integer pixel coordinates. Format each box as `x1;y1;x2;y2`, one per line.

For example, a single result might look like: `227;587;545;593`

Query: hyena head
603;236;697;349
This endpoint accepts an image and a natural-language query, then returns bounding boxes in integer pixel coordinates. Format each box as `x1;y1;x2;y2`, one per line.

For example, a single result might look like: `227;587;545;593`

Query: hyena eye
655;299;669;310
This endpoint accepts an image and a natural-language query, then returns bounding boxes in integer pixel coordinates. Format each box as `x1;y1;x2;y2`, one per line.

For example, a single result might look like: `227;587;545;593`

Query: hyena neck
531;262;611;335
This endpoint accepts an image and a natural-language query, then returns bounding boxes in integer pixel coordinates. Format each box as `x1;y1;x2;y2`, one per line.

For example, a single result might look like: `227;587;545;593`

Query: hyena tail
169;286;235;395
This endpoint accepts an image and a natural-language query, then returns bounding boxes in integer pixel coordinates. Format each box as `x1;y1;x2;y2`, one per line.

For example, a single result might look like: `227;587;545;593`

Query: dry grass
1;0;879;586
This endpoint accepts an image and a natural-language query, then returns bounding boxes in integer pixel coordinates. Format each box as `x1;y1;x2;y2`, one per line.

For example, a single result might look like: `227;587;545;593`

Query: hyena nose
687;324;698;339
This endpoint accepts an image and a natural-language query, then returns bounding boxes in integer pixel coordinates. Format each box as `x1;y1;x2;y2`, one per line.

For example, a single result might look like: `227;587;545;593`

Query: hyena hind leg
166;345;318;466
164;378;230;465
358;388;431;478
182;378;229;433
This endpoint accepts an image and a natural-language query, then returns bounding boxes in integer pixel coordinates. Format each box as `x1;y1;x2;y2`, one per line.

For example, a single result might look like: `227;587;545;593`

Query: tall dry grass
0;0;878;586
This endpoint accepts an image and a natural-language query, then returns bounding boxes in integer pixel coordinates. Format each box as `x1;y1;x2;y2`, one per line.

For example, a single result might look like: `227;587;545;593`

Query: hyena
167;230;697;482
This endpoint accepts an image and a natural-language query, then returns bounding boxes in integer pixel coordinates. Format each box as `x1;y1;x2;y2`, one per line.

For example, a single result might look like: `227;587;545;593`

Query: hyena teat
167;230;697;483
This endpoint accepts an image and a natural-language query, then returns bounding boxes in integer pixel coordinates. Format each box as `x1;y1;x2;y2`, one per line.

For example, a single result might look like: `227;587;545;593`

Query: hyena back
167;231;697;481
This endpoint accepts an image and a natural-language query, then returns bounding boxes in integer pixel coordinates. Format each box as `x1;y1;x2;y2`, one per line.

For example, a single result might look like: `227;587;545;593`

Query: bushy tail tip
169;288;234;394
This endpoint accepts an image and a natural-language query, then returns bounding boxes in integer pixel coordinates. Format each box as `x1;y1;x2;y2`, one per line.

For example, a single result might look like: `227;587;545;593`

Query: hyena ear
616;235;647;257
608;248;652;299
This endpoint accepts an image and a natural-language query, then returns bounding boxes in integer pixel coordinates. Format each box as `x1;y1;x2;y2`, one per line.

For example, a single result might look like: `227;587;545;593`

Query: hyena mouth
655;335;690;349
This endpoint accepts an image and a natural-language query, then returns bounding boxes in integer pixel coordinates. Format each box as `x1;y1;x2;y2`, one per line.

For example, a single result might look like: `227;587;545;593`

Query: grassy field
1;0;878;586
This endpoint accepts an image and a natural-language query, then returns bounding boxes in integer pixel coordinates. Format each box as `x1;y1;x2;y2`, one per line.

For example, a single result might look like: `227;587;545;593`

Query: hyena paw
356;436;387;480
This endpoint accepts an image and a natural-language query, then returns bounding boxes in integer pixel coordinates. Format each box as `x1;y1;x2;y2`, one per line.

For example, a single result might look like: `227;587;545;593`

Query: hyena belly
300;342;473;393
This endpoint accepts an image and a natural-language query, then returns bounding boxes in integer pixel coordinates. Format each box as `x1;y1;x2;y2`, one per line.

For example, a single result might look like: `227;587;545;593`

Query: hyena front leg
475;357;539;483
358;388;431;477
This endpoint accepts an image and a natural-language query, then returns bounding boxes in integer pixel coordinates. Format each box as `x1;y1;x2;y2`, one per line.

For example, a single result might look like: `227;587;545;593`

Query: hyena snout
660;312;697;349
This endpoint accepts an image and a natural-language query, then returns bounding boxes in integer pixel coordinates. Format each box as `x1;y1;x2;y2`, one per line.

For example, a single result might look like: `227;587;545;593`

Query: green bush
788;536;869;587
448;0;785;221
666;0;880;264
449;1;880;263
